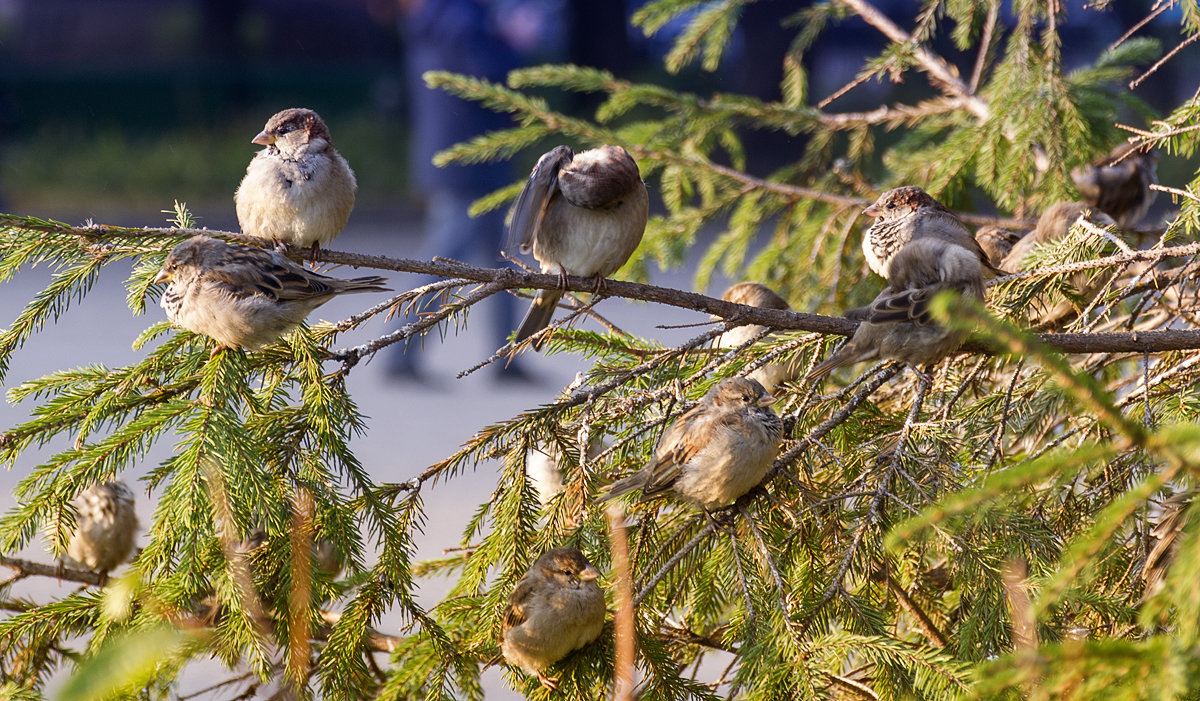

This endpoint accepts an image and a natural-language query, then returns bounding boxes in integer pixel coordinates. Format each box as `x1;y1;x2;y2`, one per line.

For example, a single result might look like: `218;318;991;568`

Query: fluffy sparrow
156;235;390;353
501;547;606;689
234;108;357;258
1072;142;1158;229
62;481;138;576
862;186;994;279
974;225;1023;270
1142;492;1191;600
598;377;783;511
715;282;802;393
808;237;985;379
999;201;1117;328
507;145;648;349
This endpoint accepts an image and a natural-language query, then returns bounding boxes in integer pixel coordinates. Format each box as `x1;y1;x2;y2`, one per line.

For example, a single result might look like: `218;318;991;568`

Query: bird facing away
598;377;783;511
999;201;1118;328
62;481;138;576
808;236;985;379
1072;142;1158;229
506;145;649;350
156;235;390;353
500;547;606;690
974;225;1024;270
235;108;357;258
862;186;994;279
715;282;802;393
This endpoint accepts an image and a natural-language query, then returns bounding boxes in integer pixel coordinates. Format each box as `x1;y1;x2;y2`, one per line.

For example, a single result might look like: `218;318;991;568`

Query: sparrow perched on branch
1072;142;1158;229
715;282;801;393
501;547;606;690
235;108;357;259
862;186;993;279
61;481;138;576
526;434;608;508
506;145;648;350
807;237;985;379
999;201;1118;328
974;225;1023;270
156;235;390;354
598;377;783;511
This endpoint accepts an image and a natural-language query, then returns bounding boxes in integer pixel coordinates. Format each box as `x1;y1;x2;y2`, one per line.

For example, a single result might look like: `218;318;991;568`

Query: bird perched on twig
235;108;357;260
999;201;1118;328
597;377;782;511
975;225;1023;270
60;481;138;580
715;282;802;393
500;547;606;690
862;186;994;279
1072;142;1158;229
156;235;390;354
506;145;648;350
807;237;985;379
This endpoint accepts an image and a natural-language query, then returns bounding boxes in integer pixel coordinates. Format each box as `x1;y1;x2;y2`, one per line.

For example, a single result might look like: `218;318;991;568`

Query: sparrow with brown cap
862;186;994;279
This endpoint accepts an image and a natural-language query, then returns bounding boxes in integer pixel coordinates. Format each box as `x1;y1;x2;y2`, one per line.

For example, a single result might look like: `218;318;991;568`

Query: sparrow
974;225;1023;270
526;435;607;508
807;237;985;379
500;547;606;689
999;202;1117;328
861;186;994;279
155;235;390;354
1072;142;1158;229
234;108;357;259
506;145;649;350
61;481;138;576
715;282;802;393
1142;492;1192;600
597;377;783;511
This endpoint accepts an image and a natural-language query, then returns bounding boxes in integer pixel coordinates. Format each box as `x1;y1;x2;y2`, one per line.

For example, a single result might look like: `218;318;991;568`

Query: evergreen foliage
4;2;1200;699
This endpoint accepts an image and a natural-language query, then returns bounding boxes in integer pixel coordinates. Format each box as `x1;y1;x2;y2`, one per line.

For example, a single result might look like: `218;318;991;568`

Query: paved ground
0;204;725;697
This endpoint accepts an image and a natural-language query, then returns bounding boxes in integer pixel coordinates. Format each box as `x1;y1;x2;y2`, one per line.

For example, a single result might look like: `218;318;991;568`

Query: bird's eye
277;124;295;135
886;202;896;209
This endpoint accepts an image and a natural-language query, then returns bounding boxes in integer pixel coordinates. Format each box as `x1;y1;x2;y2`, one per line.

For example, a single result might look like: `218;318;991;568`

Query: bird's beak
759;392;778;406
153;269;172;284
252;130;273;146
863;204;880;217
578;566;601;582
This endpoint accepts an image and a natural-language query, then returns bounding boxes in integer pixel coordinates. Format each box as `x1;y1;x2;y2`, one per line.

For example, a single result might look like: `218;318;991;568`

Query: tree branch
1;555;106;587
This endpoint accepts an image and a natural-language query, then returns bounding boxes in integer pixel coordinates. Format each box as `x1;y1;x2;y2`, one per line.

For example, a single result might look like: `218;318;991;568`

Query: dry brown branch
1;555;106;587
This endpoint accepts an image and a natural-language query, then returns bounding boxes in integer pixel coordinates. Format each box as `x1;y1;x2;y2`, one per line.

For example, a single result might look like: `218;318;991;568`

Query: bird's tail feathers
594;474;644;504
340;276;392;293
514;290;563;350
806;348;853;381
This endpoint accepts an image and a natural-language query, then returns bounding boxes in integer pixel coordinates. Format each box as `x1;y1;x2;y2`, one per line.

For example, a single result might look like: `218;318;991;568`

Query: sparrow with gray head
1072;142;1158;229
156;235;390;354
715;282;802;393
507;145;648;350
807;237;985;379
999;201;1118;328
862;186;995;280
501;547;606;690
235;108;357;260
598;377;783;511
974;225;1023;270
59;481;138;580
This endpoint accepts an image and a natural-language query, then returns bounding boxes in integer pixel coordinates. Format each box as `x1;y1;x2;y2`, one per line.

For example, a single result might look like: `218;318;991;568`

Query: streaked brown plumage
156;235;390;353
808;237;985;379
501;547;605;689
1072;142;1158;229
61;481;138;575
235;108;357;257
507;145;648;349
975;225;1023;270
862;186;994;279
597;377;782;510
715;282;802;393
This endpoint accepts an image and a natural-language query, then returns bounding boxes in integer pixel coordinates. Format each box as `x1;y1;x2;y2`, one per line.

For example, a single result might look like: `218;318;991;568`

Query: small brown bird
715;282;801;393
808;237;985;379
1142;492;1192;600
156;235;390;353
235;108;357;258
507;145;648;349
526;435;607;508
999;202;1117;328
862;186;993;279
61;481;138;576
500;547;606;689
974;225;1023;270
598;377;783;510
1072;142;1158;229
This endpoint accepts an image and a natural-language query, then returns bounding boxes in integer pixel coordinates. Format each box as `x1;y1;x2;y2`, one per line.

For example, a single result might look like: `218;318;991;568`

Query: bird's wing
506;146;573;256
501;575;535;632
206;249;337;302
638;404;711;497
845;287;935;325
